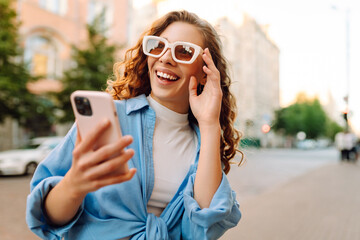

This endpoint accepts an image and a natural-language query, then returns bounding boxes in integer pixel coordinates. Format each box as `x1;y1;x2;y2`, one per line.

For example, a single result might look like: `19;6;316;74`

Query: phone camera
74;96;93;116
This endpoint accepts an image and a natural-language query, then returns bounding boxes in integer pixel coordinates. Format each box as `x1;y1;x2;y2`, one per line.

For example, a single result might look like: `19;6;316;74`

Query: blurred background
0;0;359;239
1;0;359;149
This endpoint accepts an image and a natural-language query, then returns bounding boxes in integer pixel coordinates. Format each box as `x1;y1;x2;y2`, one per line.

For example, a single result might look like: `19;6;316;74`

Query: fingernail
124;135;133;142
102;119;110;126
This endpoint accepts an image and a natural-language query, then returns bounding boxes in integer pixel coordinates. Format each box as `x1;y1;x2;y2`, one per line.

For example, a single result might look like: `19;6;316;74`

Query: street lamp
331;5;351;130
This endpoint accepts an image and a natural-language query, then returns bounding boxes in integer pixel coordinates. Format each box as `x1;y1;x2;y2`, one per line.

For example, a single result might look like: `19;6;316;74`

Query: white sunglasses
142;35;203;64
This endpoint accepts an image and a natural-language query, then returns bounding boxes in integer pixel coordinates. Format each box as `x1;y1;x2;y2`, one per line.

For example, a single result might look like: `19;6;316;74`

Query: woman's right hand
64;119;137;199
44;119;136;226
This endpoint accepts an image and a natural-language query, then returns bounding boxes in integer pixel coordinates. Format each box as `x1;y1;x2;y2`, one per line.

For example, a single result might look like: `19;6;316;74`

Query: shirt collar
125;94;150;115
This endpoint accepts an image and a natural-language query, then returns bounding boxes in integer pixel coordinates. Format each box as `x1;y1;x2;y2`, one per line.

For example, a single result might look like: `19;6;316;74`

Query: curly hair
107;10;243;174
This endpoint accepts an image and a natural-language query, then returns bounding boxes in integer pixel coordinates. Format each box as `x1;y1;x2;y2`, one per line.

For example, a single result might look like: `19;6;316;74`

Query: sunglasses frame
142;35;203;64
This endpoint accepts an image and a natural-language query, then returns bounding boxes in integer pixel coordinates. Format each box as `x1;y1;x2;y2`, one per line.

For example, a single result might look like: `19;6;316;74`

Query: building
17;0;129;93
216;14;280;147
0;0;130;150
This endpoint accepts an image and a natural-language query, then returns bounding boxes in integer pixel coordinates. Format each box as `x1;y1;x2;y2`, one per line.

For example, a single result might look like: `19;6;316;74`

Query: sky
134;0;360;134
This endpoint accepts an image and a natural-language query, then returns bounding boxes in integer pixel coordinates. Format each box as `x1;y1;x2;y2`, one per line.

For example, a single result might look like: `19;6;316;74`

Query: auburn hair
107;10;243;174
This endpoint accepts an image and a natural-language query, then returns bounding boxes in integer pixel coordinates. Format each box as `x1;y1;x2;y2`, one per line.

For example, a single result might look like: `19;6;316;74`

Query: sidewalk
222;162;360;240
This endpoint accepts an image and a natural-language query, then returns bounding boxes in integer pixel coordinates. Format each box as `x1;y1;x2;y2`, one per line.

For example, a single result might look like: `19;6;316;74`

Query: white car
0;136;63;175
295;139;317;150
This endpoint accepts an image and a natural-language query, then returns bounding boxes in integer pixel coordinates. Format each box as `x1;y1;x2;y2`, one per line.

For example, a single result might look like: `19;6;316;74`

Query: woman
26;10;243;240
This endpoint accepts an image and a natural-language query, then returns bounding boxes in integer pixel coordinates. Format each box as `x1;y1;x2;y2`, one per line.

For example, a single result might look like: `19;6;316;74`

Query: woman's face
147;22;205;114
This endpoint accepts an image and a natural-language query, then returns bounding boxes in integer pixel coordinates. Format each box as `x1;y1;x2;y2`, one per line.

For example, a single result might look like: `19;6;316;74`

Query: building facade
216;14;280;147
17;0;129;93
0;0;130;150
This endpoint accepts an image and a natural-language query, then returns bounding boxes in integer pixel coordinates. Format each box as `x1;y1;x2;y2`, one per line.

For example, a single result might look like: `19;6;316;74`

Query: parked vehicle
295;139;317;150
0;136;63;175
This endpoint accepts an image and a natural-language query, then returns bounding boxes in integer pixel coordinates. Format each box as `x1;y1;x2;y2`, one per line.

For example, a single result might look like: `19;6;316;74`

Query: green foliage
272;95;341;139
0;0;54;136
303;99;326;139
55;12;118;123
325;119;343;141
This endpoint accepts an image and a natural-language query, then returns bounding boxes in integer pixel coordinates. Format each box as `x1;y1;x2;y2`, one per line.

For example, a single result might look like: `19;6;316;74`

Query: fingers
75;135;133;171
202;48;220;79
69;121;137;194
89;168;137;190
189;76;198;98
90;135;133;166
85;148;134;180
73;119;111;158
75;122;82;146
202;48;216;71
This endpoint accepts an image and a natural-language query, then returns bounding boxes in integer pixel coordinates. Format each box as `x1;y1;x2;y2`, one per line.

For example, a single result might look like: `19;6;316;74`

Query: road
0;175;37;240
0;147;349;239
222;147;360;240
227;147;339;202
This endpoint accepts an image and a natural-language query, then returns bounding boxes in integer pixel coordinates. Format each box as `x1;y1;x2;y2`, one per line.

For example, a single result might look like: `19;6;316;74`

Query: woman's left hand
189;48;223;127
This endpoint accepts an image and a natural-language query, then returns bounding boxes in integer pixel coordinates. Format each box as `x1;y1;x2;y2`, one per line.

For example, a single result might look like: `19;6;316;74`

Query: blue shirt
26;94;241;240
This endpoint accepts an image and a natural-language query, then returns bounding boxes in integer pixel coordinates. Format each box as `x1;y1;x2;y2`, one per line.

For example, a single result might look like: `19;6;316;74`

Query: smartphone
70;90;122;150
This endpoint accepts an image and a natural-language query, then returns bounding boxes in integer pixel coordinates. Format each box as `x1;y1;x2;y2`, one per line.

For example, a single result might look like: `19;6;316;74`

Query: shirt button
179;191;183;195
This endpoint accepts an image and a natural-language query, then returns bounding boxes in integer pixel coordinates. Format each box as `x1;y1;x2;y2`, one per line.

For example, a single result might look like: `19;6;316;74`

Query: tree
0;0;54;136
302;99;327;139
272;94;337;139
325;118;343;141
55;12;119;123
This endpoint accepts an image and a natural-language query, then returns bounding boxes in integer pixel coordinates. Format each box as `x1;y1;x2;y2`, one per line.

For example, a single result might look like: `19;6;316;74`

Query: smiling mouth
156;71;179;81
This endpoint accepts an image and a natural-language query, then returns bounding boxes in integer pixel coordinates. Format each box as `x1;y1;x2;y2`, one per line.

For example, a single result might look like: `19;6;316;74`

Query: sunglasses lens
145;39;165;56
143;36;200;63
174;44;195;62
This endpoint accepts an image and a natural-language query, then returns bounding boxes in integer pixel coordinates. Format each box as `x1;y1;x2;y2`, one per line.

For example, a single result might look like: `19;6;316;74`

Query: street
227;147;339;202
222;147;360;240
0;175;36;239
1;147;357;240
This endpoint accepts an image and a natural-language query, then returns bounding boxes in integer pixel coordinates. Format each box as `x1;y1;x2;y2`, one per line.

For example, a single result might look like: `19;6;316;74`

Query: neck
150;93;189;114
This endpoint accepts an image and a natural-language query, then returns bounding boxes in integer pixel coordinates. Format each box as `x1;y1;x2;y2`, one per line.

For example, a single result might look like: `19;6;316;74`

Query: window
39;0;67;15
32;54;48;76
24;36;59;79
87;0;114;36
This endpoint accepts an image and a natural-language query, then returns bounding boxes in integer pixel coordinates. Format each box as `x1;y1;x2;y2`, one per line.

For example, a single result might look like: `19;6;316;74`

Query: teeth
157;71;177;80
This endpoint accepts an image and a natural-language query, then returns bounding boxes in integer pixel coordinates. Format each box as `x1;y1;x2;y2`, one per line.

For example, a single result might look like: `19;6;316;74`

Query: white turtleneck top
146;95;197;217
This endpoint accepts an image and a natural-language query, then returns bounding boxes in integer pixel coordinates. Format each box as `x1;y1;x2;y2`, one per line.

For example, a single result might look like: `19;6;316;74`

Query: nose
158;47;176;65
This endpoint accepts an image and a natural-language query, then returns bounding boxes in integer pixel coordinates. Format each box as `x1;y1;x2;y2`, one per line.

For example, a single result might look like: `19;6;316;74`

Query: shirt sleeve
181;172;241;240
26;125;85;239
